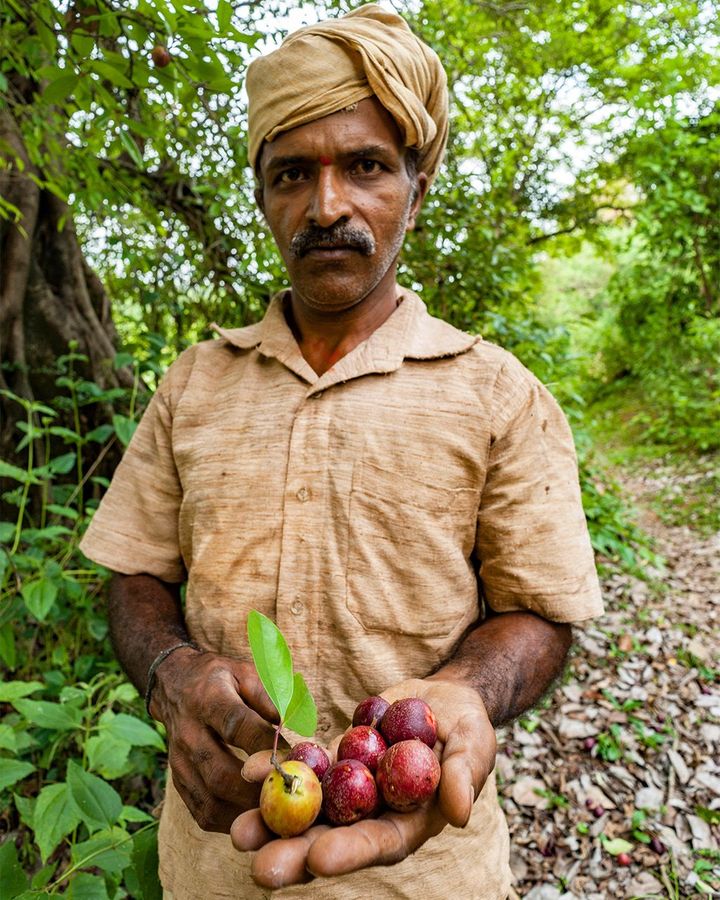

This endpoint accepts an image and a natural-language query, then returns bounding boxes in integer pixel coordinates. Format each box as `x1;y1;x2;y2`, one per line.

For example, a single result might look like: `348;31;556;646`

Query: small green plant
596;724;623;762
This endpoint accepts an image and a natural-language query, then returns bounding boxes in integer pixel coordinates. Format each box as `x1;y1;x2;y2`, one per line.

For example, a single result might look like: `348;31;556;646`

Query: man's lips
302;244;359;257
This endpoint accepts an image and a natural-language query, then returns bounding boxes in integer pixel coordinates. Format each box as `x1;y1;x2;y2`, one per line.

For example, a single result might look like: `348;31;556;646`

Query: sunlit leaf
247;610;293;720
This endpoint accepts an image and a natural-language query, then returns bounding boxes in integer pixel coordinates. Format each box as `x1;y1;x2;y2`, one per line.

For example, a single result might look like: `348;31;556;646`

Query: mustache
289;224;375;259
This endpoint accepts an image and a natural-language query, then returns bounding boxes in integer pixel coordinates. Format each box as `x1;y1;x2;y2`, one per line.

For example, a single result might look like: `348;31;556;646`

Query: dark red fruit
375;739;440;812
650;837;665;855
583;737;597;751
337;725;387;773
617;852;632;866
352;695;390;728
322;759;380;825
287;742;331;780
151;45;171;67
592;805;605;818
380;697;437;748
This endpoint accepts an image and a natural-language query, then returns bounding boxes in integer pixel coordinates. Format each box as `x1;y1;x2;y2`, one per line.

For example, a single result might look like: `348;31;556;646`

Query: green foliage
247;610;317;737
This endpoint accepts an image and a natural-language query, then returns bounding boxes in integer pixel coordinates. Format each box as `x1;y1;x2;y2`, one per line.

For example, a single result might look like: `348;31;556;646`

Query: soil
502;461;720;899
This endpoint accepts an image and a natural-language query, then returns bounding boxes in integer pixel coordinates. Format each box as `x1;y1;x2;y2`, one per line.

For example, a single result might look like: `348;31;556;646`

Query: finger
242;749;287;784
251;824;332;889
230;808;274;851
202;671;281;755
181;732;263;814
306;805;446;877
232;661;283;724
438;726;495;828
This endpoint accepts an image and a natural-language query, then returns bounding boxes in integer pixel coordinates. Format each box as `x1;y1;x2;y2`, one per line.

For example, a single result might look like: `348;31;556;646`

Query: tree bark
0;105;132;494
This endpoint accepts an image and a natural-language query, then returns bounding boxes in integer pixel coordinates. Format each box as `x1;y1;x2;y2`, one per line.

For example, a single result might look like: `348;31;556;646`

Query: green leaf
88;59;134;89
104;713;165;750
33;782;82;862
12;699;82;731
247;610;294;720
120;805;154;824
695;805;720;826
0;759;35;791
67;760;123;832
0;521;15;543
0;460;40;486
131;826;161;900
217;0;232;33
49;452;77;474
21;578;58;621
0;724;17;752
43;73;81;105
283;673;317;737
119;130;144;168
0;681;43;702
85;733;132;780
71;828;133;876
0;840;29;900
67;872;110;900
0;623;15;670
112;414;137;447
602;836;634;856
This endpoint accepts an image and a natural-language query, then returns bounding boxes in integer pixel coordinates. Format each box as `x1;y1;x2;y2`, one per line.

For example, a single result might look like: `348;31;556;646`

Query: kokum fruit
337;725;387;773
376;740;441;812
151;45;171;67
352;695;390;728
380;697;438;748
287;741;331;780
259;760;322;838
322;759;380;825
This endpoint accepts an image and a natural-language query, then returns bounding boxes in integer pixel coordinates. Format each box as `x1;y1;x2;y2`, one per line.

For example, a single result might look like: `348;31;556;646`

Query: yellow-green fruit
259;760;322;838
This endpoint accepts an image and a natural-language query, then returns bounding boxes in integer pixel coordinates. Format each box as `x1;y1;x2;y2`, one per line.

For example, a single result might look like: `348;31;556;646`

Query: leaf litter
500;462;719;898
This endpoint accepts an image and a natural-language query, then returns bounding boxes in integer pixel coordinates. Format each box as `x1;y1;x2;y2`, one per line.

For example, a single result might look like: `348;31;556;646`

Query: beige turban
246;4;449;187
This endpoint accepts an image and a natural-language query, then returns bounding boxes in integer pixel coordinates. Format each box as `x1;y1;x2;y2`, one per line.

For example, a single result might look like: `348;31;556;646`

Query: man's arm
232;609;572;887
109;573;281;832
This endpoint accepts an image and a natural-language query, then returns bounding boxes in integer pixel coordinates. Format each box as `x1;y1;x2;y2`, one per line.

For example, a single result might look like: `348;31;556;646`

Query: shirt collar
212;289;478;387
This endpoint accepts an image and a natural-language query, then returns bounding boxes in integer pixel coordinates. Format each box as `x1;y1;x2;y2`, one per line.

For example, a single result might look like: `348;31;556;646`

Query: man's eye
352;159;382;176
277;168;306;184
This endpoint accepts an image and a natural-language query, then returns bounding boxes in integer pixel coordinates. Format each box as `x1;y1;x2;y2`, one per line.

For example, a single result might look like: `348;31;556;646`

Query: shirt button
296;486;310;502
290;599;304;616
312;391;323;400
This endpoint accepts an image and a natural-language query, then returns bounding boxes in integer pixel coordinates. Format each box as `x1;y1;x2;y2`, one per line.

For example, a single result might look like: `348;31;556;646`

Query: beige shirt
81;291;603;899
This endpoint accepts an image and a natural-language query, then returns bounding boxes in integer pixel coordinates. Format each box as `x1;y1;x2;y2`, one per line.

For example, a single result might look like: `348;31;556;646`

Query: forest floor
502;454;720;899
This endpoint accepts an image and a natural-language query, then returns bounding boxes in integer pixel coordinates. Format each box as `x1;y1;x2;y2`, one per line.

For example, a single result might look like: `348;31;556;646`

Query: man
80;6;603;898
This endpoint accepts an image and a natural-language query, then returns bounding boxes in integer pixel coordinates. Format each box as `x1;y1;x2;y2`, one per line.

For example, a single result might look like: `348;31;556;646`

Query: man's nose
307;168;352;228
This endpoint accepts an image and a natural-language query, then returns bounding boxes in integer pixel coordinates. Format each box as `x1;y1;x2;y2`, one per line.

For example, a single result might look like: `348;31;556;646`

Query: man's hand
151;647;286;833
230;678;496;888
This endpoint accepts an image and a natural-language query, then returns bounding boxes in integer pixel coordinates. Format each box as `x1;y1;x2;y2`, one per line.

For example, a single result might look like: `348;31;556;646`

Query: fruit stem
270;723;295;791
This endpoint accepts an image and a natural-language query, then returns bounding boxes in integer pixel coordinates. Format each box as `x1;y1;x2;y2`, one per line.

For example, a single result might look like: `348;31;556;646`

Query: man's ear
406;172;429;232
254;186;265;215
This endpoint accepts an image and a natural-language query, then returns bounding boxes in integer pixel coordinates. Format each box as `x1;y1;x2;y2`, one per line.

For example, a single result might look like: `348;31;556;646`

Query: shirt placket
274;386;329;703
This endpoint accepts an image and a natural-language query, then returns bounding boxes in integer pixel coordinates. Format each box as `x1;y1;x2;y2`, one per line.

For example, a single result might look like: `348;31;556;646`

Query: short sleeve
475;358;603;623
79;369;187;583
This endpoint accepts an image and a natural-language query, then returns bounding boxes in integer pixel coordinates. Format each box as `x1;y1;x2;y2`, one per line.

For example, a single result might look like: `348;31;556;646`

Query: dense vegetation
1;0;718;896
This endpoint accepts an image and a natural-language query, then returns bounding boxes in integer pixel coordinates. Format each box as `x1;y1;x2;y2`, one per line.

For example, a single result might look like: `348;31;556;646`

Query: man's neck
284;281;402;377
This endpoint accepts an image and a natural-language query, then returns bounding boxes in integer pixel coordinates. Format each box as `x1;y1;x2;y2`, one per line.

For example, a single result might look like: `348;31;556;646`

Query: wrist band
144;641;200;718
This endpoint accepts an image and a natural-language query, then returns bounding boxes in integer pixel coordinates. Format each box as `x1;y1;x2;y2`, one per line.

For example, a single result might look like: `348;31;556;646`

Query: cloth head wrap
246;4;449;187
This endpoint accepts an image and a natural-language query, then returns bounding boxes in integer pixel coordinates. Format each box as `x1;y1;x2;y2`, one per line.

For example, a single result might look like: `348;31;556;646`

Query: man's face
257;97;427;314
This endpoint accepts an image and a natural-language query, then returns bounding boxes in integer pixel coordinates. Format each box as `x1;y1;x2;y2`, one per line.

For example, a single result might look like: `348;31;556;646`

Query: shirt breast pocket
345;461;480;638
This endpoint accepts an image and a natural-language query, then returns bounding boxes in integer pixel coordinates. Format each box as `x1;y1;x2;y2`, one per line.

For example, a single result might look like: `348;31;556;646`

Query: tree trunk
0;105;133;498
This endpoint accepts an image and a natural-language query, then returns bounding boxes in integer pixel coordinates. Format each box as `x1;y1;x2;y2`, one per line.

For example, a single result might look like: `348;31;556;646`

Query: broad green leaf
217;0;232;33
0;724;17;751
247;610;294;720
0;460;40;485
45;504;79;521
0;840;29;900
67;760;123;832
131;826;162;900
0;522;15;543
31;863;58;890
33;782;82;861
85;733;132;780
283;673;317;737
43;73;80;105
112;414;137;447
49;452;77;474
104;713;165;750
0;680;43;702
21;578;58;621
12;699;82;731
71;828;133;875
0;759;35;791
67;872;110;900
120;805;154;824
88;59;134;89
602;837;634;856
14;793;35;829
119;130;145;168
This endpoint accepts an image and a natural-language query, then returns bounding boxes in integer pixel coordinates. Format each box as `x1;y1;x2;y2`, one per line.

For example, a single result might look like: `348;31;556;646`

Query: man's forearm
430;611;572;727
108;573;193;696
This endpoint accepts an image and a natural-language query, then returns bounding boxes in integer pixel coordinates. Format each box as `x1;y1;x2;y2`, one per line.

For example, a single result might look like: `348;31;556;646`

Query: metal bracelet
144;641;199;718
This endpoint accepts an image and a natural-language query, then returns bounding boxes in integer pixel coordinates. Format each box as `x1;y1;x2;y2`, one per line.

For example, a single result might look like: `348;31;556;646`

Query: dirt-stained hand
151;647;288;833
230;677;496;888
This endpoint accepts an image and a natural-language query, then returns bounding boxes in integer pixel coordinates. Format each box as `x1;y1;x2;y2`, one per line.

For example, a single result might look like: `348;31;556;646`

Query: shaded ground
502;459;720;899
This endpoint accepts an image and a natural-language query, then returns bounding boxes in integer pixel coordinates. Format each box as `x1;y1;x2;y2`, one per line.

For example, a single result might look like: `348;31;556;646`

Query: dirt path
502;462;720;899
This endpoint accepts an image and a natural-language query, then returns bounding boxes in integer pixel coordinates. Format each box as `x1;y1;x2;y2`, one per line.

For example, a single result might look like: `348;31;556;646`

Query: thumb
438;725;496;828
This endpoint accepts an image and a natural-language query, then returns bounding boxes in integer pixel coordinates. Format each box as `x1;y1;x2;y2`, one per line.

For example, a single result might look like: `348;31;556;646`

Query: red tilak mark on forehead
319;155;333;166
